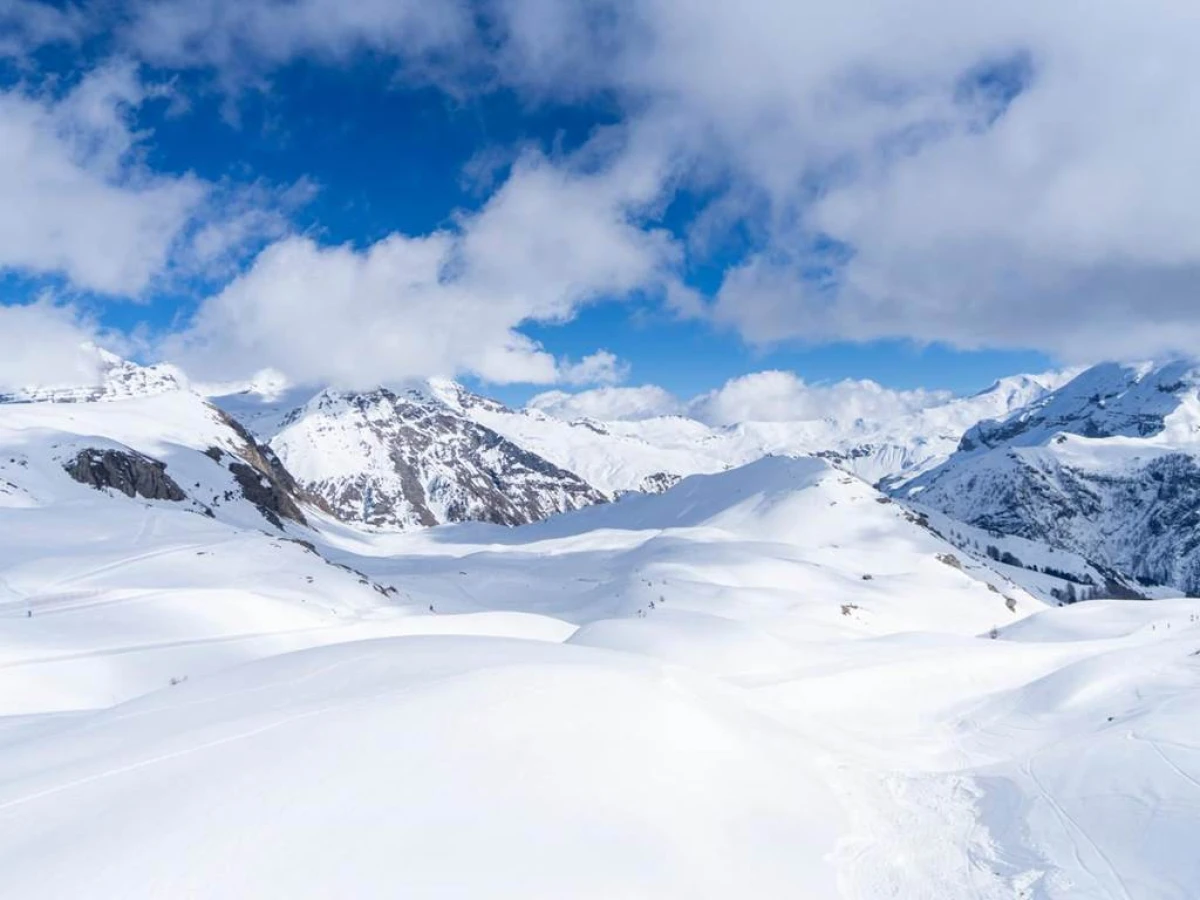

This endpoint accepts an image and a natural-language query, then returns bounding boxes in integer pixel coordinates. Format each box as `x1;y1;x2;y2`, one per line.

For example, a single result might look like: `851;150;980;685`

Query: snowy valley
0;354;1198;898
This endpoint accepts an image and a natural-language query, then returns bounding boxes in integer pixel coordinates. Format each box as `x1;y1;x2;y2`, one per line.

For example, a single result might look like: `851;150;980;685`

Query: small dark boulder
65;448;186;502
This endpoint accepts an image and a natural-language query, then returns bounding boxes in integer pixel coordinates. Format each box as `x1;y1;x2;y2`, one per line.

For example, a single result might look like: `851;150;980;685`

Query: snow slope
2;360;1198;898
0;380;586;713
320;456;1043;638
0;637;846;899
0;453;1197;897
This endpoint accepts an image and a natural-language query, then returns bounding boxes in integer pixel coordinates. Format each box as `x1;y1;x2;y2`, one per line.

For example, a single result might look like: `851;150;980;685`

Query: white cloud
485;0;1200;361
528;385;682;421
0;1;90;59
171;149;684;388
0;62;206;296
558;351;630;386
0;301;114;392
0;59;318;300
16;0;1199;369
689;371;949;427
528;370;948;425
124;0;472;82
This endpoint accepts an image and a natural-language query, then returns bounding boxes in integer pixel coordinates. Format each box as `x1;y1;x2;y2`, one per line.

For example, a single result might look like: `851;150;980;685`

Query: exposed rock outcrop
65;448;187;502
212;409;315;528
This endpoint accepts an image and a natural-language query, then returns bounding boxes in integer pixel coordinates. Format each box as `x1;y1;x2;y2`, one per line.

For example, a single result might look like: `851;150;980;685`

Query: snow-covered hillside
1;451;1197;897
0;362;322;533
320;455;1045;633
898;361;1200;595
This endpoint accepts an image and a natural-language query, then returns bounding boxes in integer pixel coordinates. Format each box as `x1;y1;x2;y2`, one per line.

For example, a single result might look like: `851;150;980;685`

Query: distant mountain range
7;348;1200;599
212;365;1071;523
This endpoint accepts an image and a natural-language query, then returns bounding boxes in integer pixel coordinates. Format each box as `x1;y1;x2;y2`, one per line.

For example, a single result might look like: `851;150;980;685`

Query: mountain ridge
898;360;1200;595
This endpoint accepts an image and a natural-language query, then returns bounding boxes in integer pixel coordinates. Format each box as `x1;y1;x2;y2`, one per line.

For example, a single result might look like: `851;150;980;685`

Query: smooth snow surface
1;414;1197;897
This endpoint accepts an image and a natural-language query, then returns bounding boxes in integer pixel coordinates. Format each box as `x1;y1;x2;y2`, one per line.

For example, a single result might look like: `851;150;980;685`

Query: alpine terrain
899;361;1200;596
0;352;1196;899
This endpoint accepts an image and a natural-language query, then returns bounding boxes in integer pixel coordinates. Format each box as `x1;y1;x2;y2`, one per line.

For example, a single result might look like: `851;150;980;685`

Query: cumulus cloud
688;371;949;427
0;301;116;392
0;59;304;298
484;0;1200;361
13;0;1200;374
138;0;1200;361
0;62;206;295
530;369;951;425
170;149;683;388
558;351;630;386
528;385;682;421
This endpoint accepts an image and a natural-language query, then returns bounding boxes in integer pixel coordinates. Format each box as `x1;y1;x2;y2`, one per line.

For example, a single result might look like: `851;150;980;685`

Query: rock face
209;410;315;528
638;472;683;494
270;388;607;530
65;448;187;502
898;361;1200;595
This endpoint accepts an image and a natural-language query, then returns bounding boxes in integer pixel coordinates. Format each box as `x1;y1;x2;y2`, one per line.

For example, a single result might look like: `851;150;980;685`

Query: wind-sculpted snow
2;362;1198;897
0;638;846;899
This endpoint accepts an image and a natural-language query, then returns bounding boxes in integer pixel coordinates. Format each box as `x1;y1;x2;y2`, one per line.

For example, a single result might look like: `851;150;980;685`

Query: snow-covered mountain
436;371;1072;495
265;387;606;530
202;367;1072;532
4;450;1198;898
3;353;1200;896
898;361;1200;595
0;346;187;404
0;350;1080;540
0;355;322;533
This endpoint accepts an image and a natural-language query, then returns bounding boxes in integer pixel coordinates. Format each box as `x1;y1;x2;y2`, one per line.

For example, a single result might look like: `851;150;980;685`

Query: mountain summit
267;386;606;529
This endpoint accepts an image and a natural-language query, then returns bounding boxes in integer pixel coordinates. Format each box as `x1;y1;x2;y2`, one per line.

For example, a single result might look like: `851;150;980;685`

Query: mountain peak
0;346;187;404
425;377;511;415
957;359;1200;453
270;381;604;530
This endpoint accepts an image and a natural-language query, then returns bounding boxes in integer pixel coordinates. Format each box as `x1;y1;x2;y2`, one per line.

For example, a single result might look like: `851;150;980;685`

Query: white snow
448;371;1072;495
901;360;1200;595
0;366;1196;898
219;369;1071;510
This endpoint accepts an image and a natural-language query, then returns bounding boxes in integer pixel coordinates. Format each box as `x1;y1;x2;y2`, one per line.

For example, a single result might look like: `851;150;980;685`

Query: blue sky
1;0;1188;410
153;62;1054;402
